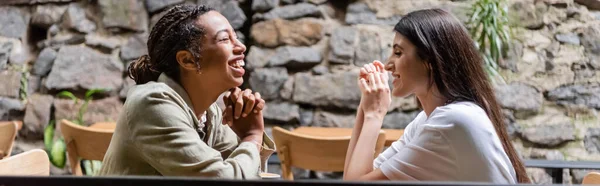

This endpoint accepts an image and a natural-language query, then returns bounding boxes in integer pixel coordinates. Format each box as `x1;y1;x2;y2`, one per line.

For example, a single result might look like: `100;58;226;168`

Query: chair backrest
0;121;19;159
272;127;386;180
59;119;114;175
583;172;600;184
0;149;50;176
89;122;117;130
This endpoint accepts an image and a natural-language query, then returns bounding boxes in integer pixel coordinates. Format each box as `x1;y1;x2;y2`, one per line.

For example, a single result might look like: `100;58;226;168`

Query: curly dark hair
128;4;214;84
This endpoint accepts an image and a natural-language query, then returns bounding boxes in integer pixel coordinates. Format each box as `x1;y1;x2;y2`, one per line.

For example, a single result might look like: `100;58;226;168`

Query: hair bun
128;54;160;85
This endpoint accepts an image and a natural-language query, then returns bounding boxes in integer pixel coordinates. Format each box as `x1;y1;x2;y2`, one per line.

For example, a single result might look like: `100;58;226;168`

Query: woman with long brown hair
98;4;274;178
343;9;529;183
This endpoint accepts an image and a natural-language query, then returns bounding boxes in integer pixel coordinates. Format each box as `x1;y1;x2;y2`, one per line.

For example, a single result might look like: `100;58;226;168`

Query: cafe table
292;127;404;146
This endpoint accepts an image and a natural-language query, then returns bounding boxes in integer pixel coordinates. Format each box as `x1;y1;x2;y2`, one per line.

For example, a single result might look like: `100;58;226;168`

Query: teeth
230;60;245;68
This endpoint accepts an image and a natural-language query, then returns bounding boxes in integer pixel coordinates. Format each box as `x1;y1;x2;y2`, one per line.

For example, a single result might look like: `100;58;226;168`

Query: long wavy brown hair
394;9;530;183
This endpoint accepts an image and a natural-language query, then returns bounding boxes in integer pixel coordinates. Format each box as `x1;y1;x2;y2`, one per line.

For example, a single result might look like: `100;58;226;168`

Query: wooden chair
272;127;386;180
89;122;116;130
0;149;50;176
583;172;600;184
0;121;23;130
293;127;404;147
0;121;19;159
59;119;114;175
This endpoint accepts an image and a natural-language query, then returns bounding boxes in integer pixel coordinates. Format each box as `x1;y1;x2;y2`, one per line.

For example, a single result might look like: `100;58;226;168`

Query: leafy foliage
44;89;109;175
56;89;107;126
19;66;29;103
467;0;511;84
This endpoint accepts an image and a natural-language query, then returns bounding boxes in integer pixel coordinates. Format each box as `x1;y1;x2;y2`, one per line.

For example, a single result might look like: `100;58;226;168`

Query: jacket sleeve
127;92;262;179
209;104;276;173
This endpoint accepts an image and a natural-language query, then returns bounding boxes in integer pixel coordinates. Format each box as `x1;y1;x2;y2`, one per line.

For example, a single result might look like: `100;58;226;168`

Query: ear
176;50;198;71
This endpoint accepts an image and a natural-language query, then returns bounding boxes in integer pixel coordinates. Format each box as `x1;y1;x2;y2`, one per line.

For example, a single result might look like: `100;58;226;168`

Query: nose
233;38;246;54
384;60;393;71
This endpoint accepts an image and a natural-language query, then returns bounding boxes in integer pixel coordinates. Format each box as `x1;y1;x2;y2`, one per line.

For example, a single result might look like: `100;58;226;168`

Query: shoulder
123;82;196;132
398;111;426;139
126;82;184;108
127;82;178;101
124;82;190;121
426;101;492;130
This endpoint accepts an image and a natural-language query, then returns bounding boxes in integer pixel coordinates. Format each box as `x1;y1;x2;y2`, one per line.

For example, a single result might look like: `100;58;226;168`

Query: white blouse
373;101;517;183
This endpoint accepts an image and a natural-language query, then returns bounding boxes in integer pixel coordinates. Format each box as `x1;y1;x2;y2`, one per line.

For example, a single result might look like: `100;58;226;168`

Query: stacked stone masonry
0;0;599;182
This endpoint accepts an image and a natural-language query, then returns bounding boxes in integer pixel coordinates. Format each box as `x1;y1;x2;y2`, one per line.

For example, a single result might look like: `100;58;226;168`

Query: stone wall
0;0;599;183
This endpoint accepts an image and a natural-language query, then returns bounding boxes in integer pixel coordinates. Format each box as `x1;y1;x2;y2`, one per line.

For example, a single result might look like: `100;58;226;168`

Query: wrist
242;134;263;150
364;112;385;121
243;133;262;142
244;129;263;137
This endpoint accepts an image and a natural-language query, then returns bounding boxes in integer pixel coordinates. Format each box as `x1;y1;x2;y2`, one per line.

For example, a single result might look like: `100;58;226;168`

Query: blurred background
0;0;599;184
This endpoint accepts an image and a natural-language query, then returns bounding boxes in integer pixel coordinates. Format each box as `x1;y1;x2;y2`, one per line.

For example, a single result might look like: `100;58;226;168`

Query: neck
179;72;228;118
416;85;448;117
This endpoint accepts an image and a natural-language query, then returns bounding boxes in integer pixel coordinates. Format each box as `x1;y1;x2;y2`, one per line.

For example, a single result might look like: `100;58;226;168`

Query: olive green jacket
98;74;275;179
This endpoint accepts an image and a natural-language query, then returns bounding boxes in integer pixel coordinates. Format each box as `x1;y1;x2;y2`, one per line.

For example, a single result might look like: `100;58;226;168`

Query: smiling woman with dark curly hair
98;4;274;179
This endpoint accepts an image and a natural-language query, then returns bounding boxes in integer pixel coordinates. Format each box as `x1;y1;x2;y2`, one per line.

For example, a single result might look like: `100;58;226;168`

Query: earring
196;67;202;75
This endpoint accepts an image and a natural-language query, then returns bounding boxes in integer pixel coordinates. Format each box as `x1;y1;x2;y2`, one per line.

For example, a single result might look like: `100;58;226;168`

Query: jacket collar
157;73;197;114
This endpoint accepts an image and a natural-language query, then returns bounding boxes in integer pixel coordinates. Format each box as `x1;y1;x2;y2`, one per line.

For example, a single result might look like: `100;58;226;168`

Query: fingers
222;91;233;125
363;61;384;73
227;87;266;120
368;73;377;90
379;73;388;88
373;69;382;87
223;104;233;125
242;90;255;118
229;87;242;104
253;92;265;113
381;71;390;85
373;60;385;72
360;61;384;92
359;67;368;79
223;91;232;106
234;90;246;119
368;63;377;74
359;78;370;93
363;64;374;73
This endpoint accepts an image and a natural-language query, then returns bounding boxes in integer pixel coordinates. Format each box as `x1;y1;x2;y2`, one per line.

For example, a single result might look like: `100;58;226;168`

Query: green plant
57;89;106;126
44;120;67;168
44;120;54;150
19;65;29;103
467;0;511;84
44;88;108;175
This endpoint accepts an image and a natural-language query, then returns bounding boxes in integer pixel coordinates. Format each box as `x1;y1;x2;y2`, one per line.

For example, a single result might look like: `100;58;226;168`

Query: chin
222;78;244;90
232;77;244;87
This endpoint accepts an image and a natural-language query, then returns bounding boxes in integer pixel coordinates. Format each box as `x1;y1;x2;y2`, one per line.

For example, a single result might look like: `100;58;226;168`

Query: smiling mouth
229;60;245;69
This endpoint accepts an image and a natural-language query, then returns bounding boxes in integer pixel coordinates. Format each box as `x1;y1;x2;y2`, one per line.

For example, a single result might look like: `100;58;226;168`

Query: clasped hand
221;88;265;139
358;61;392;120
